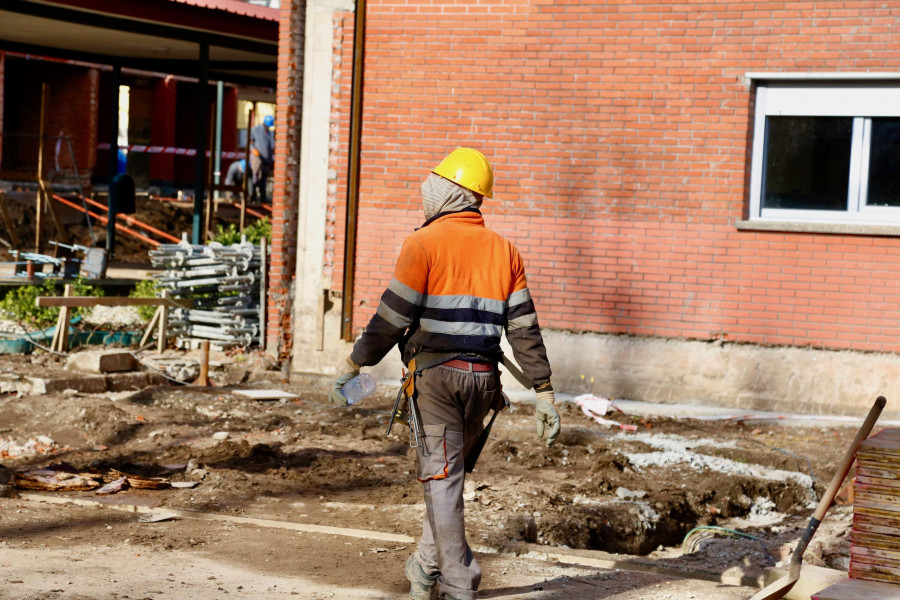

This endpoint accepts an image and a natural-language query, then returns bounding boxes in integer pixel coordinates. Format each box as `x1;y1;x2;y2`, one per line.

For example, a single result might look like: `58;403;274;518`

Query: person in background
250;115;275;203
329;147;561;600
224;158;246;200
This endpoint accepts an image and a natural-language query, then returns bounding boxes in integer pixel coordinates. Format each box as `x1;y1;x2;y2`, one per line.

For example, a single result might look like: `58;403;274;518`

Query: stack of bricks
851;428;900;584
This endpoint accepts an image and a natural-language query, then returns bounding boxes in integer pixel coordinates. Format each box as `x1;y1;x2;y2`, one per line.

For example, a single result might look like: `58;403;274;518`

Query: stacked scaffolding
149;235;266;348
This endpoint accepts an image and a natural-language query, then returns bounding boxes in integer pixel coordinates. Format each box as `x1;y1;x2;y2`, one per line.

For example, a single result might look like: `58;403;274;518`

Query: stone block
66;350;138;374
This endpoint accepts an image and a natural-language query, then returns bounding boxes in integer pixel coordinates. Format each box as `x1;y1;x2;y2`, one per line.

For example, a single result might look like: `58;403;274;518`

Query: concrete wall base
542;331;900;418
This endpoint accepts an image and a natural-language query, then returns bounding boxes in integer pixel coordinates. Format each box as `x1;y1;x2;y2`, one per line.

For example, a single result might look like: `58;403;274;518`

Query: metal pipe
69;195;180;243
107;64;121;257
52;194;160;247
214;81;224;203
340;0;368;341
193;42;210;245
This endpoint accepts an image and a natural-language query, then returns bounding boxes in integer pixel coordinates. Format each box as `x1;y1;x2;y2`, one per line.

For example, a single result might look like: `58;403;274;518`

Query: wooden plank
856;511;900;530
854;518;900;538
852;544;900;564
852;530;900;553
56;284;72;352
859;429;900;454
139;307;162;348
852;546;900;568
157;290;169;353
812;578;900;599
857;470;900;485
36;296;190;308
849;563;900;586
35;182;44;252
855;484;900;510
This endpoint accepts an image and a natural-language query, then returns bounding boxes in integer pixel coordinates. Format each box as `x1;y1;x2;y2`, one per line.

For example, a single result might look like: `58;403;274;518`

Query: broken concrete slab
66;350;138;374
762;565;848;600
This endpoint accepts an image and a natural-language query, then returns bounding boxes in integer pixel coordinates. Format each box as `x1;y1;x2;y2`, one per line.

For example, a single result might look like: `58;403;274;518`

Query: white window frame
748;74;900;226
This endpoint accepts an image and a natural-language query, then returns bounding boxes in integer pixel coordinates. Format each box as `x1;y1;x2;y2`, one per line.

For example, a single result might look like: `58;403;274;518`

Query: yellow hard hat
431;147;494;198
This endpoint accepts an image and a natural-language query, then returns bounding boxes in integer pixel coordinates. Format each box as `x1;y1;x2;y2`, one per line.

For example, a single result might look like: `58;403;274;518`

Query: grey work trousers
411;362;499;600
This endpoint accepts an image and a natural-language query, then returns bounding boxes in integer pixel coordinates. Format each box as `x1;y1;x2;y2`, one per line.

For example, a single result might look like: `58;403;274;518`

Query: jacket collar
417;207;483;230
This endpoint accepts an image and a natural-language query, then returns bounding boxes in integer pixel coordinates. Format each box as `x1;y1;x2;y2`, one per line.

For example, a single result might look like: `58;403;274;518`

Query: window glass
763;116;852;211
867;117;900;207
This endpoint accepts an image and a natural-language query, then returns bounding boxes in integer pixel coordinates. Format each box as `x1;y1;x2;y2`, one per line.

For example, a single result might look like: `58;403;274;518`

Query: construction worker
224;158;246;200
249;114;275;203
329;147;561;600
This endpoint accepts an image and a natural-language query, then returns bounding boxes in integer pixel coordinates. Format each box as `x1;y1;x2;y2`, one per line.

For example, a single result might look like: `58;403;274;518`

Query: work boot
405;554;438;600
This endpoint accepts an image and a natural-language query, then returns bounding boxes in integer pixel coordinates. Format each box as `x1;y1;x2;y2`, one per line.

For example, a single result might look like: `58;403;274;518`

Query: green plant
244;216;272;245
213;223;242;246
129;278;159;321
0;277;104;329
213;216;271;246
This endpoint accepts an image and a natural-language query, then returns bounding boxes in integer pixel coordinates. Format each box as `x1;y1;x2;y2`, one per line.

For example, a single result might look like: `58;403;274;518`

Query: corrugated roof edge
168;0;278;21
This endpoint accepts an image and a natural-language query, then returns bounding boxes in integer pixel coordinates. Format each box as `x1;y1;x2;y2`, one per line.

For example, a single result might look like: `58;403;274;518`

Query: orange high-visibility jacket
350;211;552;389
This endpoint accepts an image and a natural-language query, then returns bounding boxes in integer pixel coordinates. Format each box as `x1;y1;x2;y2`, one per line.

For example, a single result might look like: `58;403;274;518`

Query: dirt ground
0;348;875;599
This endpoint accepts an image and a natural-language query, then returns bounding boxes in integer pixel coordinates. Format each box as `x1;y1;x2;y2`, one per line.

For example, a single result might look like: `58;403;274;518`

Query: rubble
0;434;69;459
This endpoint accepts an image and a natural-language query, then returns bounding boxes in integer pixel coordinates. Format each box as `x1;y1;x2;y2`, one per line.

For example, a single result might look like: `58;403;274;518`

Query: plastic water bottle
342;373;376;405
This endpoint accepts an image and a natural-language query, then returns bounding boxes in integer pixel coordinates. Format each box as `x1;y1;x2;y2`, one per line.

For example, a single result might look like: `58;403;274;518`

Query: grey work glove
535;390;561;447
328;356;360;406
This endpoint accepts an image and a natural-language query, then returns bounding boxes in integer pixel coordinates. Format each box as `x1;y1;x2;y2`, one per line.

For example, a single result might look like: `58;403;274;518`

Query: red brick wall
0;53;4;162
1;57;98;181
268;0;305;358
323;1;900;353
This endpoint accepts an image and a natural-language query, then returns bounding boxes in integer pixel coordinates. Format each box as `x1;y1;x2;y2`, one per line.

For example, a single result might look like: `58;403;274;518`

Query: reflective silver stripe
424;294;505;314
507;313;537;331
377;302;413;329
508;288;532;308
388;278;424;306
420;318;504;337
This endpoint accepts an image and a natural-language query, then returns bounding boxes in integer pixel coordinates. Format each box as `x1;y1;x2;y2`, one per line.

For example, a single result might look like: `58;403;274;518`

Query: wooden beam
36;296;190;308
56;284;73;352
157;290;170;353
139;307;162;348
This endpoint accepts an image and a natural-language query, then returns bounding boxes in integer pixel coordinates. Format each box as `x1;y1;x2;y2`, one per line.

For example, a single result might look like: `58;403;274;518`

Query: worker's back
396;210;526;360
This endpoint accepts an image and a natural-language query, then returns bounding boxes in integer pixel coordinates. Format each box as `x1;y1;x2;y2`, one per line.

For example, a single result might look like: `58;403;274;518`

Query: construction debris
12;463;172;493
0;435;70;459
575;393;639;432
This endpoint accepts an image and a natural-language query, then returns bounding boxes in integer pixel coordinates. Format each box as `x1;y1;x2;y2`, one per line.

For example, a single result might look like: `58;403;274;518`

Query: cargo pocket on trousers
416;424;449;483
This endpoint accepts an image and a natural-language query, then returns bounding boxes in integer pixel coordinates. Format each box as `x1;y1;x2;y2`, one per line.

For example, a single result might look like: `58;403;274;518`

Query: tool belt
388;354;497;448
